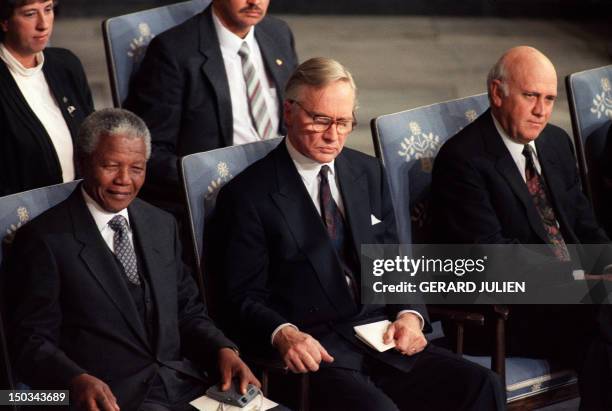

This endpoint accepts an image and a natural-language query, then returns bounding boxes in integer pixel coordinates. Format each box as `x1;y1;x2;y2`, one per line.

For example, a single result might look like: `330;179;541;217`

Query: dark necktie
319;165;360;300
108;215;141;285
522;145;571;261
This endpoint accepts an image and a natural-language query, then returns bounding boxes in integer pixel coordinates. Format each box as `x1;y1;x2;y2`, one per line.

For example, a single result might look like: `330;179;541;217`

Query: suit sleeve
170;218;238;368
124;36;184;201
6;228;86;388
213;185;291;346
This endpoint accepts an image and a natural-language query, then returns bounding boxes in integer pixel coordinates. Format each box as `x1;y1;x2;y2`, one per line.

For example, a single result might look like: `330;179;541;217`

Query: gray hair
486;57;510;101
76;108;151;159
285;57;358;109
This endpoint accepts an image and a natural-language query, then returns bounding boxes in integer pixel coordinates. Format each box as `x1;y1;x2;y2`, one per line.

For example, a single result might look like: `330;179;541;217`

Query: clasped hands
273;312;427;373
69;347;260;411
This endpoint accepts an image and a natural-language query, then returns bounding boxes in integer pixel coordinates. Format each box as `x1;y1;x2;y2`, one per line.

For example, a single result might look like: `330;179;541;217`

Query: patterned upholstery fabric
371;94;489;244
181;138;282;268
0;181;79;397
102;0;210;107
566;65;612;228
370;96;577;402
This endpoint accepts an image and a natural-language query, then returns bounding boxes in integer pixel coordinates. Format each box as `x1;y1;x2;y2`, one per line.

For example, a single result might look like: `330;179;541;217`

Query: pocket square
371;214;382;225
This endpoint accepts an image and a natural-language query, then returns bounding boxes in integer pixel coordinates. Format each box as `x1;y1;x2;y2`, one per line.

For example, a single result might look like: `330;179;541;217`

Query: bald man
432;46;612;410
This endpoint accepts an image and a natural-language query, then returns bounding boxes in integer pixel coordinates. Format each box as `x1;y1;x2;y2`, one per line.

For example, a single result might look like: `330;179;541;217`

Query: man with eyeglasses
211;58;505;410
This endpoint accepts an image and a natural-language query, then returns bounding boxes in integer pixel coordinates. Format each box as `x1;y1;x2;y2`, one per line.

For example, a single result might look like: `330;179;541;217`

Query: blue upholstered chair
0;181;79;409
102;0;210;107
181;139;310;411
566;65;612;233
371;95;579;408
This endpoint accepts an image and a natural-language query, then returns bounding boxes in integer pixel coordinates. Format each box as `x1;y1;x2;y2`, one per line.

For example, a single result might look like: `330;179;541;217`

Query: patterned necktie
108;215;141;285
522;145;571;261
238;42;274;140
319;165;360;301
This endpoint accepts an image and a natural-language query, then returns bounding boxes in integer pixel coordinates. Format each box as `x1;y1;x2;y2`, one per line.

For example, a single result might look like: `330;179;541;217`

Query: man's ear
0;20;8;33
490;80;505;108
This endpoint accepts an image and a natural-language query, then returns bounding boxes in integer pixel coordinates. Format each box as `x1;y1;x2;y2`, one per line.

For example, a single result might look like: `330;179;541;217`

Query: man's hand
218;347;261;395
70;373;120;411
272;326;334;373
383;312;427;356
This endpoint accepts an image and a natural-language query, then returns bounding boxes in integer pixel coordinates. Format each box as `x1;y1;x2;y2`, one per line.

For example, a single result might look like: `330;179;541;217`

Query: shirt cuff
572;269;585;280
271;323;299;346
397;310;425;330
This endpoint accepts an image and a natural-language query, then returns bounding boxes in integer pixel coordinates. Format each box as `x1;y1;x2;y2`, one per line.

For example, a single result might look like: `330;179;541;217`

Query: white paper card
190;393;278;411
354;320;395;352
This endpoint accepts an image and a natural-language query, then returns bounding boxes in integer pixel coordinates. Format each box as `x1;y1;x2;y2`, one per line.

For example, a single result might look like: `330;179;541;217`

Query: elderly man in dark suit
7;108;259;411
125;0;298;215
213;57;505;411
431;46;612;410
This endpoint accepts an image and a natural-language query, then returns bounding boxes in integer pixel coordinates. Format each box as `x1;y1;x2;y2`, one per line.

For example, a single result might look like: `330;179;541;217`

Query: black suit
7;188;236;410
125;6;297;214
431;111;612;409
0;48;94;197
213;141;504;410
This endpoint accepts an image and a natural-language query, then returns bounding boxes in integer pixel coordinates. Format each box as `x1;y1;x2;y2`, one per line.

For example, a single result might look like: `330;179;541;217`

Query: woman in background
0;0;93;196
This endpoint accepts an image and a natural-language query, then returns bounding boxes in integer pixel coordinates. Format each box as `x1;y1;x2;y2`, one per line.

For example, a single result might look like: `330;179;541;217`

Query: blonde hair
285;57;357;108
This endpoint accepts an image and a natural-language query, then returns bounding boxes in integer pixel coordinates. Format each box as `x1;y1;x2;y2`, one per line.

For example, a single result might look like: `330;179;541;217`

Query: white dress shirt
271;139;424;344
0;43;75;182
82;187;133;252
212;11;280;145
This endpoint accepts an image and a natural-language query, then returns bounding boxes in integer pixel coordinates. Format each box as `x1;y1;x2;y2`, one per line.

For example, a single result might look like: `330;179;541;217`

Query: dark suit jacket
213;141;429;373
0;47;94;197
7;189;236;410
431;110;612;274
125;6;298;213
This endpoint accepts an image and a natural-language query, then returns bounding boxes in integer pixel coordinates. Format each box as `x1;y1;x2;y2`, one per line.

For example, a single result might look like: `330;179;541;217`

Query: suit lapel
255;27;287;125
69;191;151;350
270;143;357;314
535;134;578;243
199;7;233;146
335;153;372;253
128;201;167;355
480;112;549;243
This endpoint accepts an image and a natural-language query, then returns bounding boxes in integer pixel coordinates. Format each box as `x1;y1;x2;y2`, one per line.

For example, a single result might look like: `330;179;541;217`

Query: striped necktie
238;41;274;140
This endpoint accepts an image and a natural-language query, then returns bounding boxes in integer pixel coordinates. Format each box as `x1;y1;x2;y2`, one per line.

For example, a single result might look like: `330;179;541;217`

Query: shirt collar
0;43;44;77
285;137;336;183
81;186;131;232
491;111;538;159
212;9;257;56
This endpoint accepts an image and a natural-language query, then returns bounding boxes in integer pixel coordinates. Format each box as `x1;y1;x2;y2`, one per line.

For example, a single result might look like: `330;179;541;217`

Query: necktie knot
522;144;535;160
108;215;129;233
238;41;250;60
319;165;331;181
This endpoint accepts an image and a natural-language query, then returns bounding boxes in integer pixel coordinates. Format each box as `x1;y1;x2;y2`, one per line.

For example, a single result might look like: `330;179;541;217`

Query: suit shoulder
221;152;276;196
149;12;202;54
44;47;84;69
342;147;381;170
131;197;176;225
259;15;293;35
11;198;72;242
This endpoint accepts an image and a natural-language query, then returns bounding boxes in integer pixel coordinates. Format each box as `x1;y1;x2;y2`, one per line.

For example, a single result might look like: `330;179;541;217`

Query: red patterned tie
522;145;571;261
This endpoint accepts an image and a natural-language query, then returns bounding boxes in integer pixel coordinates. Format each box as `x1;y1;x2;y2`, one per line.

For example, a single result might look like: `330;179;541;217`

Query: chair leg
455;321;464;355
492;316;506;386
298;373;309;411
261;369;269;397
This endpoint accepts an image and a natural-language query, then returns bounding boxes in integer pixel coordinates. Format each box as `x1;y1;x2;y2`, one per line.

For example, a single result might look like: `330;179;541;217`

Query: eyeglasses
291;100;356;135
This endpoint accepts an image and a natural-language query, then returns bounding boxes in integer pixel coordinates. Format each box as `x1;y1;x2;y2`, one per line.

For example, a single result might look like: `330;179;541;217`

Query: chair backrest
566;65;612;219
102;0;210;107
0;181;79;393
181;138;282;273
370;94;489;244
